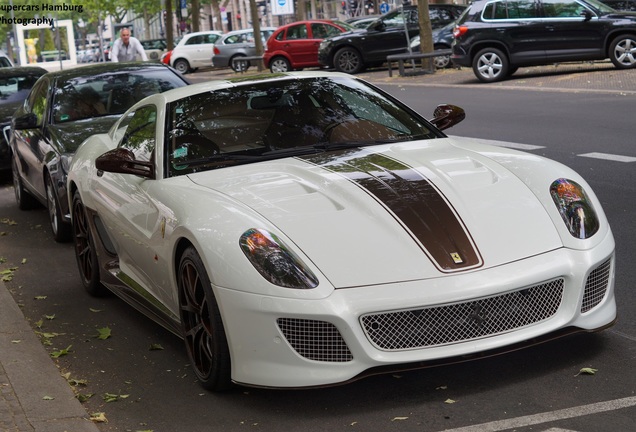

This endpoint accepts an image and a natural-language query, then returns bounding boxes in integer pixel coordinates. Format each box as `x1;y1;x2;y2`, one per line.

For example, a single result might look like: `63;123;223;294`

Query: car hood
189;139;563;288
48;115;119;154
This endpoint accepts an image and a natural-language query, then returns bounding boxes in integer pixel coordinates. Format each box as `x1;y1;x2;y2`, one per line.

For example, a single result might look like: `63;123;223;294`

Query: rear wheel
231;55;249;72
472;47;509;83
12;158;38;210
178;246;232;391
609;34;636;69
333;47;365;74
46;173;71;242
173;58;190;74
269;56;291;73
71;190;108;296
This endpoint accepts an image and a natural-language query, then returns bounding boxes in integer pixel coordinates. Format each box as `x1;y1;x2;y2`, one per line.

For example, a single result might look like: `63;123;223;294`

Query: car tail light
453;25;468;39
214;46;220;55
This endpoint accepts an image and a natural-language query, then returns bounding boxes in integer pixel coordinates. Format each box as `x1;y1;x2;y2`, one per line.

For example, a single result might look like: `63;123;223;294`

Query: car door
278;23;315;65
362;7;421;61
184;34;217;68
305;23;345;66
539;0;607;61
91;105;172;305
11;77;52;201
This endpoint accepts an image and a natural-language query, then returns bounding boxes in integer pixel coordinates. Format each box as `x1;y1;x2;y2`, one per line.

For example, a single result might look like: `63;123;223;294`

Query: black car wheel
12;158;38;210
46;174;71;242
269;56;291;73
173;58;190;74
231;56;249;73
334;47;365;74
609;34;636;69
178;246;232;391
71;190;108;296
472;47;509;83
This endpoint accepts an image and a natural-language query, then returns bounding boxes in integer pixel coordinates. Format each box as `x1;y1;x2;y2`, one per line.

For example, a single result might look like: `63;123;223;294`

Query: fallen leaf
90;412;108;423
89;308;103;312
444;399;457;404
34;295;47;300
149;343;164;351
95;327;112;340
76;393;94;403
21;258;27;264
391;417;408;421
50;345;72;358
575;367;598;376
42;395;55;400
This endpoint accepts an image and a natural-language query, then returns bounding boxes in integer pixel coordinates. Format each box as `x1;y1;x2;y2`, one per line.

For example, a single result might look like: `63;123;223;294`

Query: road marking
578;152;636;163
441;396;636;432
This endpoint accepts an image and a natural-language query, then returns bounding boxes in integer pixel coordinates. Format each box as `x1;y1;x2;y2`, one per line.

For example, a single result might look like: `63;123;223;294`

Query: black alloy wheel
178;246;232;391
334;47;364;74
46;173;71;242
71;191;107;296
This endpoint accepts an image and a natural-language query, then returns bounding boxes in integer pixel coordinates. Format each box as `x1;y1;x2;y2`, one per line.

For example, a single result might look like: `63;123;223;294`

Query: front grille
361;279;564;351
277;318;353;362
581;258;611;313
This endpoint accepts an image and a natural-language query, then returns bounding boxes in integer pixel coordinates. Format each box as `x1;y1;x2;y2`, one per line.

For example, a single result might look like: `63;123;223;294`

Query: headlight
239;228;319;289
550;178;599;239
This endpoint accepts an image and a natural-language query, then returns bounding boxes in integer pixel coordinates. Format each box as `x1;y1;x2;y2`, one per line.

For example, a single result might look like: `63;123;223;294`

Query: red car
263;20;354;72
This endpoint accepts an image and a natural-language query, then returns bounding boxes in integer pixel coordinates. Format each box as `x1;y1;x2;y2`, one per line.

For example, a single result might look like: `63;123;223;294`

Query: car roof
40;62;180;81
143;71;353;105
0;66;48;77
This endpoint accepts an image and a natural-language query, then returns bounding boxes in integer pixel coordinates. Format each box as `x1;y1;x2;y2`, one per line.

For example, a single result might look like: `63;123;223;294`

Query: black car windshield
167;76;439;177
52;69;185;124
0;74;40;104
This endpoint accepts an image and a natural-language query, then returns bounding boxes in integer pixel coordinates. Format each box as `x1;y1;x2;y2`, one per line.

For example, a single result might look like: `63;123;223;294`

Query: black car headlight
240;228;319;289
550;178;599;239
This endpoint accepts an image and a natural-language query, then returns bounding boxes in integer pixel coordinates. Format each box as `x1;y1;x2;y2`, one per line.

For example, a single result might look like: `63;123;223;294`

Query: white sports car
67;72;616;391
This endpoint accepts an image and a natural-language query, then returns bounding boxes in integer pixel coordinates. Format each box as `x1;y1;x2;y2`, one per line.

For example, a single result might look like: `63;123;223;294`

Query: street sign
380;2;390;14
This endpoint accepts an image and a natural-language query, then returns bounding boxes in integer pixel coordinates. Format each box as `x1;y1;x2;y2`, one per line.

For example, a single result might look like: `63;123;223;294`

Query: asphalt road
1;67;635;432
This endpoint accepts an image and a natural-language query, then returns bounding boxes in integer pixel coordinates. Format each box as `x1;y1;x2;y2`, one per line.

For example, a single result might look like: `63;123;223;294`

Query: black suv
318;4;467;74
452;0;636;82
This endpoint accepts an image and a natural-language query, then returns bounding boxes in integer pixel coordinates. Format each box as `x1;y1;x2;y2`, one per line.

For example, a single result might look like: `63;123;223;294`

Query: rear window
483;0;539;19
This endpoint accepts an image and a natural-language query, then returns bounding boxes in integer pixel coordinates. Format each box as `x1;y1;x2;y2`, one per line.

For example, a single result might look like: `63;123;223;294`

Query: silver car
211;27;276;72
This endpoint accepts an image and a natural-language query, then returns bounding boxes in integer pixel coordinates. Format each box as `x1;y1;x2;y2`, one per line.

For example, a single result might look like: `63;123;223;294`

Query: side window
185;35;202;45
204;34;219;43
486;0;539;19
311;23;329;39
542;0;586;17
119;105;157;162
324;24;343;37
287;24;308;40
27;79;49;126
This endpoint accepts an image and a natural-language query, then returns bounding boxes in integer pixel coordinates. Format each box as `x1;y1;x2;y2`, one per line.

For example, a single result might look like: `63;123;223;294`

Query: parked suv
318;4;467;74
452;0;636;82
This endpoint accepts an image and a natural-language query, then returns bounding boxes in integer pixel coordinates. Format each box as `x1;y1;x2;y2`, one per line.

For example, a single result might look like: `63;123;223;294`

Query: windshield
0;74;41;104
52;69;184;124
166;76;439;177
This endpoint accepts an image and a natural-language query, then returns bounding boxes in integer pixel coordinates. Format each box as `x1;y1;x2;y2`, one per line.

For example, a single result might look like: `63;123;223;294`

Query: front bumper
215;230;616;388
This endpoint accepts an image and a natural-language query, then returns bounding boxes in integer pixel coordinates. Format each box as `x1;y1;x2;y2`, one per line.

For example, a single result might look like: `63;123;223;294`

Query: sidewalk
0;283;99;432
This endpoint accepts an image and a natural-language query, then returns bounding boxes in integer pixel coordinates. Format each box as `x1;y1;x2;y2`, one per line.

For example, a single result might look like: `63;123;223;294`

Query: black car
452;0;636;82
10;62;189;242
318;4;467;73
0;66;47;172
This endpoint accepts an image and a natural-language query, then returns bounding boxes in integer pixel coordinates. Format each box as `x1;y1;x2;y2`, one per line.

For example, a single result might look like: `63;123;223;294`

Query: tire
71;190;108;297
46;174;71;242
12;157;38;210
333;47;365;74
231;56;249;73
173;58;190;74
472;47;509;83
609;34;636;69
433;53;451;69
269;56;291;73
178;246;232;391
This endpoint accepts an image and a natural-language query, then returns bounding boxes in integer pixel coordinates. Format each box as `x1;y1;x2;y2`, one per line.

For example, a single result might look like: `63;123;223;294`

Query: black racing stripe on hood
299;149;482;272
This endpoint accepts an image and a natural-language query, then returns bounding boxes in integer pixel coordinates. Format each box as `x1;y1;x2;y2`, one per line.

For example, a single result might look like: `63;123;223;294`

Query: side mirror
13;113;38;130
580;10;593;21
96;148;154;178
429;104;465;131
369;20;385;31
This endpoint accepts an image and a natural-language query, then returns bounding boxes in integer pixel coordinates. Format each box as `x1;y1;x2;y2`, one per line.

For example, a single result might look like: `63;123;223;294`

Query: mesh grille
361;279;564;351
581;259;611;313
277;318;353;362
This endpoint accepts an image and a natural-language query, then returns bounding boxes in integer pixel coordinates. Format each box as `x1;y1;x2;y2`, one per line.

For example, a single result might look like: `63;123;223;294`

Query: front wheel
231;56;249;72
173;58;190;74
71;190;108;296
269;56;291;73
472;47;509;83
333;47;365;74
178;246;232;391
609;34;636;69
46;173;71;242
